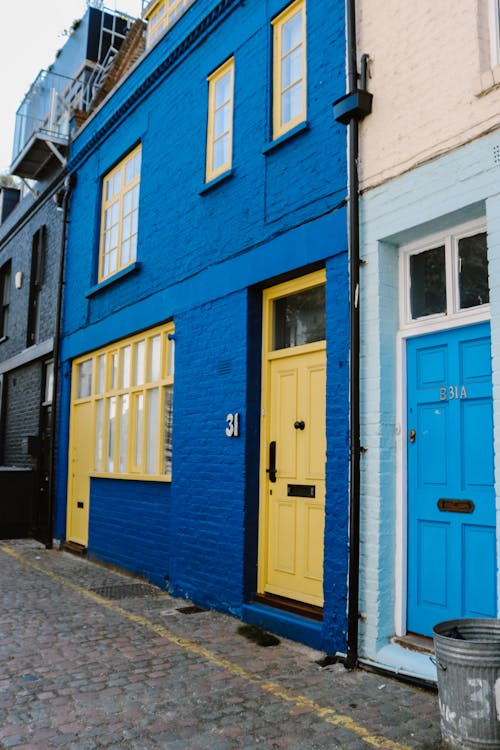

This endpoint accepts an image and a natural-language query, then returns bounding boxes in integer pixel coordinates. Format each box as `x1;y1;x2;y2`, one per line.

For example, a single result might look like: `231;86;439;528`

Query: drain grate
177;605;206;615
90;583;161;600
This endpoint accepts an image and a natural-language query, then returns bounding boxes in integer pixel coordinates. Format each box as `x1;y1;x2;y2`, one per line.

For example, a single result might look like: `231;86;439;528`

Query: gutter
333;0;372;669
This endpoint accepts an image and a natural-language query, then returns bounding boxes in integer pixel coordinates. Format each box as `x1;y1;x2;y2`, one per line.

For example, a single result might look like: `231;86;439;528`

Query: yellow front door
66;393;93;547
259;271;326;608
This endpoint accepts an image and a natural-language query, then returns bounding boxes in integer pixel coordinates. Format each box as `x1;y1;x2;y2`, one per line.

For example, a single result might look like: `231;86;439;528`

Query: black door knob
294;420;305;430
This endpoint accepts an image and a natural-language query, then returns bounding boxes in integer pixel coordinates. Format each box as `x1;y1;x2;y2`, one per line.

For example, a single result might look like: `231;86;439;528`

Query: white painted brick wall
359;0;500;190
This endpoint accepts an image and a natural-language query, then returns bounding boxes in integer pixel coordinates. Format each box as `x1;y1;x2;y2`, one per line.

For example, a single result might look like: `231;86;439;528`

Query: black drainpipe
46;173;73;549
333;0;372;669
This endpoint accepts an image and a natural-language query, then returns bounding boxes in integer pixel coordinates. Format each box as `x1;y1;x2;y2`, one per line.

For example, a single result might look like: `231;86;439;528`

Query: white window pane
134;151;141;177
110;226;119;248
119;394;130;472
282;46;302;89
168;337;175;375
213;134;229;170
132;184;140;210
131;210;139;235
110;352;118;389
122;214;131;240
146;388;159;474
77;359;93;398
129;234;138;261
125;158;134;185
105;178;113;201
109;250;118;274
215;71;231;108
135;393;144;466
45;362;54;403
162;385;173;475
123;190;132;216
97;354;106;393
214;103;230;138
111;202;120;225
150;335;161;381
95;399;104;471
281;80;303;125
282;10;302;55
107;396;116;472
113;171;121;196
121;239;131;265
121;345;131;388
135;340;145;385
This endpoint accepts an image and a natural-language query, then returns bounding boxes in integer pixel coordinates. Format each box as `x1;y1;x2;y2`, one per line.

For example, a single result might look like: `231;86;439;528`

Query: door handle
294;420;305;430
409;429;416;443
267;440;277;483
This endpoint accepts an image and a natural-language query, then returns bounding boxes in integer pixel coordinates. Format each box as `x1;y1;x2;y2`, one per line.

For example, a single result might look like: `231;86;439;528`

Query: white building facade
358;0;500;680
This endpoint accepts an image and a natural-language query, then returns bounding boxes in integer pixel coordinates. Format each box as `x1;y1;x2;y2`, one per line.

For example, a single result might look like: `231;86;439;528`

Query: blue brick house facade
55;0;350;654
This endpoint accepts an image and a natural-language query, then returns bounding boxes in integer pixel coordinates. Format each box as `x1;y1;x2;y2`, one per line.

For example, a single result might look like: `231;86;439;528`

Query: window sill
263;121;309;155
477;64;500;95
86;261;141;298
90;471;171;483
199;168;234;195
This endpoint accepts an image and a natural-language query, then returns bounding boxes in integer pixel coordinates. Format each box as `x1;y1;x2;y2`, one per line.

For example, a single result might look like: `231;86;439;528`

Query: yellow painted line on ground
1;544;410;750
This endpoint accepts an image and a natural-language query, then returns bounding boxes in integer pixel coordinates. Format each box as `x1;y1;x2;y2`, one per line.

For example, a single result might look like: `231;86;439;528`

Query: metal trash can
433;618;500;749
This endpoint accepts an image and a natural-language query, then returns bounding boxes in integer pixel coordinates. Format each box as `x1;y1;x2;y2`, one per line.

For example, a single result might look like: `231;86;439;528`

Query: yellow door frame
257;268;327;598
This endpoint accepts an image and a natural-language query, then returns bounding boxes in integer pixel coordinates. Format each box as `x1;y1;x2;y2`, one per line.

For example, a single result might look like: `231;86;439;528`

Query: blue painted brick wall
168;290;249;614
88;478;171;589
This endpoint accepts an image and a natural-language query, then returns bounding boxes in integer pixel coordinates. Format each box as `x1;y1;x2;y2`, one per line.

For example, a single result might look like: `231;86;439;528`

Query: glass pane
135;340;145;385
214;103;230;138
215;71;231;108
97;354;106;394
410;246;446;319
134;150;141;177
110;352;118;389
146;388;159;474
44;362;54;403
95;399;104;471
273;285;326;350
149;335;161;381
119;394;130;473
281;81;303;125
135;393;144;466
121;346;131;388
282;46;302;89
167;336;175;375
163;385;174;475
213;135;229;170
458;233;489;309
282;10;302;54
107;396;116;472
77;359;93;398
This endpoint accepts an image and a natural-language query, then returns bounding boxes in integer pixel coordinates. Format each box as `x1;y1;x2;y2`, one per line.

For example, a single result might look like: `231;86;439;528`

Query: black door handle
294;420;305;430
267;440;277;482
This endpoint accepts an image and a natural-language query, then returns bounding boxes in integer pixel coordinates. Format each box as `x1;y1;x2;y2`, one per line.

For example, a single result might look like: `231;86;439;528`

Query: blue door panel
462;400;494;489
463;524;496;617
416;520;448;609
407;322;496;636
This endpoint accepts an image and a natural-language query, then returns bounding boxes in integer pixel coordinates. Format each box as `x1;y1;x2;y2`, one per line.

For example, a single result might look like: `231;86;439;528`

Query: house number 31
226;413;240;437
439;385;468;401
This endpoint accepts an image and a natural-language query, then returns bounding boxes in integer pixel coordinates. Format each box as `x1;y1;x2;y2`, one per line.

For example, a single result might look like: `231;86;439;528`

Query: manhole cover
177;605;206;615
90;583;161;600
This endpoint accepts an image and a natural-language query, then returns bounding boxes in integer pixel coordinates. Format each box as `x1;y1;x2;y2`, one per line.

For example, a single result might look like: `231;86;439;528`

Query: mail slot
288;484;315;498
437;498;474;514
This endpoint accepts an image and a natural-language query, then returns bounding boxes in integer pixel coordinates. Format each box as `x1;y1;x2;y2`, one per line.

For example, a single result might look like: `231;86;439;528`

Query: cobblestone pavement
0;540;442;750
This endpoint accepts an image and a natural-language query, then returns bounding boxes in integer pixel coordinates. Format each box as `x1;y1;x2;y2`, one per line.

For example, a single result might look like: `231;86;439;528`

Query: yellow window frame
145;0;194;47
205;57;235;183
99;144;141;283
272;0;307;140
71;321;175;482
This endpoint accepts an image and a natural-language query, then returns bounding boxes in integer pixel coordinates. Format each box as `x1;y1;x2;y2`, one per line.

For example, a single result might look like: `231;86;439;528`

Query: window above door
400;221;489;329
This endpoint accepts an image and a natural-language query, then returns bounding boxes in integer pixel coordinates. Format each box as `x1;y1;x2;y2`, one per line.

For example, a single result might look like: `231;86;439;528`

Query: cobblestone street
0;541;442;749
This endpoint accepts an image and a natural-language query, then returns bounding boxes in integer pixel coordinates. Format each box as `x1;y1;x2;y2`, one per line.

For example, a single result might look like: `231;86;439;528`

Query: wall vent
493;144;500;164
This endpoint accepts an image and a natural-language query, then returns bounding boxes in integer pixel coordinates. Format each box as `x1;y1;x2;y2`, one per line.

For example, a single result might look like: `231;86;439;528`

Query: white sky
0;0;143;174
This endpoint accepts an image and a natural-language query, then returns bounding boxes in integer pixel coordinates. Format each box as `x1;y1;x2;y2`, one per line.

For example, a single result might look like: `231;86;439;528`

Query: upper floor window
27;226;46;347
99;145;141;283
205;57;234;183
402;225;489;325
0;261;11;340
145;0;194;47
272;0;307;140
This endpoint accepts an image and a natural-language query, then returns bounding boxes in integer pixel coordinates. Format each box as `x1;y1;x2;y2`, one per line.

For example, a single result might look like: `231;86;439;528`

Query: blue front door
407;322;496;636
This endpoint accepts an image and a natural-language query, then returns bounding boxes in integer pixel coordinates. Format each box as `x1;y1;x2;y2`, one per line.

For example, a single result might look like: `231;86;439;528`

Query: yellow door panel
262;346;326;608
67;400;93;546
